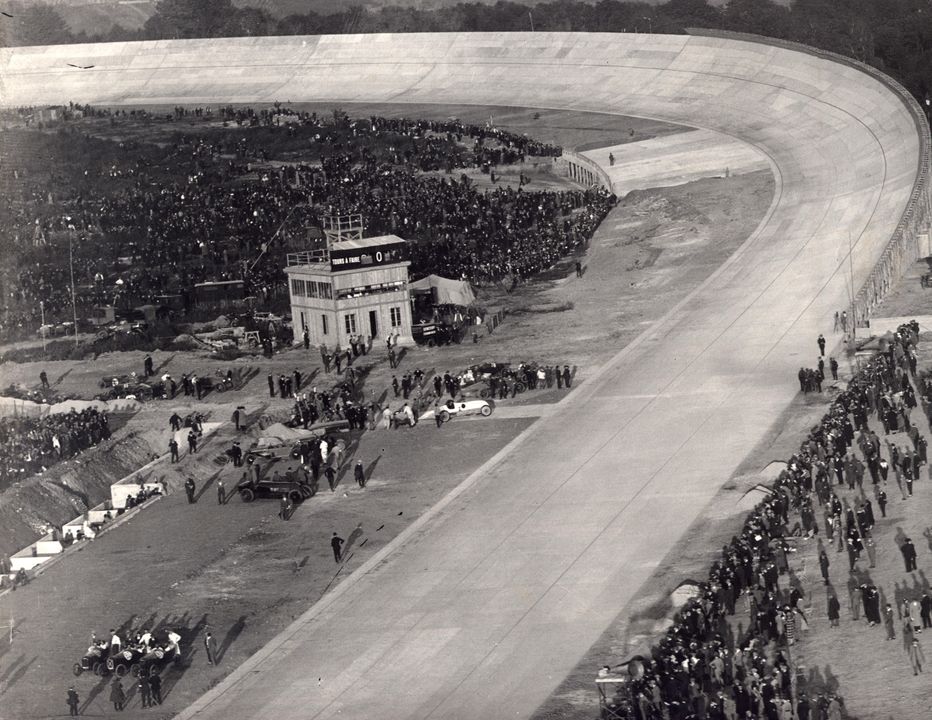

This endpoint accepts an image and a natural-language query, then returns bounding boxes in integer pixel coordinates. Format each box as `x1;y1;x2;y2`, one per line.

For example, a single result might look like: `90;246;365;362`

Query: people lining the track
603;321;925;720
0;408;110;489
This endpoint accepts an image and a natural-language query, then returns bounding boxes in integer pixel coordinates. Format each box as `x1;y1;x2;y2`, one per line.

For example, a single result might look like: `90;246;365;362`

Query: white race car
436;398;494;423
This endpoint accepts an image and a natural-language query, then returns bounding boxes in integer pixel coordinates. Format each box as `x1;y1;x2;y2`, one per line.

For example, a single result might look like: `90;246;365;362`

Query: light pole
39;300;46;354
643;16;653;33
66;219;78;346
847;231;857;366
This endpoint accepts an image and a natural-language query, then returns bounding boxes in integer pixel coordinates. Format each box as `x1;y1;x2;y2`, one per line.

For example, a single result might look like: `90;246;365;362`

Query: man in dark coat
138;674;152;708
109;679;125;711
67;686;80;716
204;631;217;664
562;365;572;389
149;673;162;705
901;538;918;571
355;461;366;488
185;478;196;503
331;532;344;563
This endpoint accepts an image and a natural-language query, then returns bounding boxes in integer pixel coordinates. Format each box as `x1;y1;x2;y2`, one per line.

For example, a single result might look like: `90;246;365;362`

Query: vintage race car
73;644;109;676
106;647;145;676
136;643;179;677
435;398;494;423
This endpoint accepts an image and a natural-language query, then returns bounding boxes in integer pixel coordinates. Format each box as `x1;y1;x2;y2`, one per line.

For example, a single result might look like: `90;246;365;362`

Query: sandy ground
0;113;773;718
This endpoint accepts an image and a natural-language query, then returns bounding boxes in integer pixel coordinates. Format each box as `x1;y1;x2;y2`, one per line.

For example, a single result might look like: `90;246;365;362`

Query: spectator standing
355;461;366;488
138;674;151;708
902;538;918;572
204;631;217;665
331;532;344;563
909;638;925;675
185;478;196;503
66;686;79;716
149;673;162;706
110;679;125;712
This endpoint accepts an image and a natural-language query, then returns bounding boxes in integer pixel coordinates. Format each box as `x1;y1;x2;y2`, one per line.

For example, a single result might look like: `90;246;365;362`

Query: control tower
285;213;413;349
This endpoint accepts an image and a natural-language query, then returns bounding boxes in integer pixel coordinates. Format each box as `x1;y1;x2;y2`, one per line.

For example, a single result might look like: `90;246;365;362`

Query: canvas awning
409;274;476;307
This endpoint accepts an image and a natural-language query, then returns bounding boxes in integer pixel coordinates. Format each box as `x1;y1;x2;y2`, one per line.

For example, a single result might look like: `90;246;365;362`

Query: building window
291;278;306;297
321;315;328;335
344;313;357;334
390;307;402;328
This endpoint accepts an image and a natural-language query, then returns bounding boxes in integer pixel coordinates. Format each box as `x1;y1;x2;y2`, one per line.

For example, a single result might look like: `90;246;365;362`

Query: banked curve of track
0;31;924;720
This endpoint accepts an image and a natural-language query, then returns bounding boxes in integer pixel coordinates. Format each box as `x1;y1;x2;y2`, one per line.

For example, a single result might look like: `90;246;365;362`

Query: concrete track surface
1;33;925;720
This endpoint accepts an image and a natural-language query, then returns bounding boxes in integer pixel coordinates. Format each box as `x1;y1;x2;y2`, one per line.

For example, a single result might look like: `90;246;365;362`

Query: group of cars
74;633;180;679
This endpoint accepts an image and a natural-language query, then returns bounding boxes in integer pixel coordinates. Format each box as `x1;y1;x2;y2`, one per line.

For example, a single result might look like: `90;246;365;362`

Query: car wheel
240;488;255;503
300;484;313;499
514;382;526;393
131;664;140;677
94;662;107;676
115;663;128;677
479;389;489;398
480;404;492;416
289;490;303;504
73;663;83;677
438;410;450;423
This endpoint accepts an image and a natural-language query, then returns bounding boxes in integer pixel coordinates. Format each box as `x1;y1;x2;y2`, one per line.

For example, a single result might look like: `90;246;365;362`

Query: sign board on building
329;237;407;271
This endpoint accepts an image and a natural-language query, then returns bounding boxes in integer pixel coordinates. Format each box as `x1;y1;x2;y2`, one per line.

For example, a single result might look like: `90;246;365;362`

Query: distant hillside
5;0;707;35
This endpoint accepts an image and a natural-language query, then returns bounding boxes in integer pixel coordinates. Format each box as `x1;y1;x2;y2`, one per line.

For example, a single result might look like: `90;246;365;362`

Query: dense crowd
1;106;608;339
0;407;111;489
604;321;924;720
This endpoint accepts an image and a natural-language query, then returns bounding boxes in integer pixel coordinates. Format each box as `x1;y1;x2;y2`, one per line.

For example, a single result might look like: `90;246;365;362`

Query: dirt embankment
0;421;160;560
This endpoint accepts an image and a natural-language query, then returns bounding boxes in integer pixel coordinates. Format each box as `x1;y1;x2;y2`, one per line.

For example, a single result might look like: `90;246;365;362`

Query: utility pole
40;300;46;355
67;221;78;346
848;231;857;363
528;10;534;32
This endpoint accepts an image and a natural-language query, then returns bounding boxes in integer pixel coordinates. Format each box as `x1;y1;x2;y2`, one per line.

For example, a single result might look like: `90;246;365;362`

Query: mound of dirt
170;333;204;351
0;429;159;559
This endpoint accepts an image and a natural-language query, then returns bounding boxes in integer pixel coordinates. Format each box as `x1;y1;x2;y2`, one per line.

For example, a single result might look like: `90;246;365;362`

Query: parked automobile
435;398;494;423
236;471;314;503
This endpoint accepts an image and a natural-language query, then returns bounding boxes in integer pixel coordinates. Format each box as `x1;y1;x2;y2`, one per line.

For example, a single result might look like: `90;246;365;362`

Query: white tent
409;274;476;307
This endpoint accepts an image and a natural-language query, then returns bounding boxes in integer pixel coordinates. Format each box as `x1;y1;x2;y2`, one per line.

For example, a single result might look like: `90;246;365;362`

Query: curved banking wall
2;31;930;720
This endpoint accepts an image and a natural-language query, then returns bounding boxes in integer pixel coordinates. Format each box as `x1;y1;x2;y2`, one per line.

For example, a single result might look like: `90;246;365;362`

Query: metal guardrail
687;29;932;326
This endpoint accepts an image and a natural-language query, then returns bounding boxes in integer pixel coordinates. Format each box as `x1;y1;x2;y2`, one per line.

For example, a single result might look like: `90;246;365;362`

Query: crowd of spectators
0;407;111;490
1;105;609;339
604;321;922;720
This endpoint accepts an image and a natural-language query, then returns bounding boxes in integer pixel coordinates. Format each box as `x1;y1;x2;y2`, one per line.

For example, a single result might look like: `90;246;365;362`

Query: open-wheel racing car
106;647;146;677
73;643;110;677
435;398;494;423
136;643;180;677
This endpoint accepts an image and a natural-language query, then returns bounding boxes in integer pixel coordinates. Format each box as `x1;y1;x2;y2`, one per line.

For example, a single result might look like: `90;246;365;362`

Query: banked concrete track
1;33;928;720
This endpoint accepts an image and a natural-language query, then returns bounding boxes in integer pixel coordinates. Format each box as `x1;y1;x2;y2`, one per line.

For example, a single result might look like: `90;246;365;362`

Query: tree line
1;0;930;108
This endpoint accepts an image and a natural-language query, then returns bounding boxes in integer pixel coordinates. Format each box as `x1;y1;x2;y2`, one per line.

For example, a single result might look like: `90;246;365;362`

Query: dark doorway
369;310;378;338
